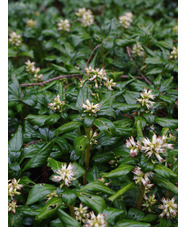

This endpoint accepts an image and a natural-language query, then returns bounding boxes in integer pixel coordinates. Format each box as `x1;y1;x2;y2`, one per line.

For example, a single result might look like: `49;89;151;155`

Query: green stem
83;147;90;185
68;205;75;218
83;127;91;185
137;184;145;210
142;52;147;66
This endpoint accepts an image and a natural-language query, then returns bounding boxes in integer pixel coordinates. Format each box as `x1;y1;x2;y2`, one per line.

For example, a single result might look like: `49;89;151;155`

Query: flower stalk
83;127;92;185
68;205;76;219
137;184;145;210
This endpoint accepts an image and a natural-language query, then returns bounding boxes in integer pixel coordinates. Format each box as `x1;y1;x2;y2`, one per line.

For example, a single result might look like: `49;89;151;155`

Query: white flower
8;178;23;198
25;60;43;81
142;194;157;213
46;190;60;203
144;183;154;194
82;12;94;26
26;19;36;27
169;46;178;59
8;200;18;214
136;89;155;109
74;203;90;223
34;73;43;82
89;129;98;145
85;66;108;88
76;8;87;17
48;95;65;112
25;60;36;73
104;79;116;90
84;212;107;227
79;79;85;87
82;99;100;114
131;42;144;57
9;32;22;46
172;25;178;34
119;12;133;29
97;178;110;186
52;163;75;187
76;8;94;27
125;137;141;158
57;19;70;31
158;197;178;219
132;166;154;186
141;134;173;163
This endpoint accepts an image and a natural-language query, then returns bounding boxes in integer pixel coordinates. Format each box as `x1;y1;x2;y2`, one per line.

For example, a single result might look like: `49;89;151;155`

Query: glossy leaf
109;183;135;202
22;141;54;171
103;164;133;178
79;181;115;195
77;193;106;213
26;184;57;205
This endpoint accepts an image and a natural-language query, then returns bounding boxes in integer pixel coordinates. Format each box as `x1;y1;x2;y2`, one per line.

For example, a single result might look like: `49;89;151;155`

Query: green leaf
103;164;133;178
36;198;64;221
115;39;135;46
154;117;178;129
153;175;178;194
159;77;173;92
108;183;135;202
145;56;164;65
19;176;35;186
127;208;145;221
51;63;68;73
61;189;76;205
139;214;158;222
77;193;106;213
74;136;90;156
76;83;89;109
103;207;125;226
98;92;116;118
17;206;40;217
84;115;95;128
79;181;115;195
26;184;56;205
97;133;119;146
113;103;140;112
26;114;60;127
72;162;86;179
56;121;82;134
136;120;143;137
50;218;64;227
47;157;63;172
57;209;81;227
8;48;17;57
124;91;139;104
9;125;22;152
94;118;115;135
23;141;54;171
147;67;162;75
115;219;150;227
154;164;177;179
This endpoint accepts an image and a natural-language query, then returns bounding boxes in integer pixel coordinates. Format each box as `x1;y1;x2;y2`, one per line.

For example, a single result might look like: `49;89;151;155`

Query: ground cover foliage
8;0;178;226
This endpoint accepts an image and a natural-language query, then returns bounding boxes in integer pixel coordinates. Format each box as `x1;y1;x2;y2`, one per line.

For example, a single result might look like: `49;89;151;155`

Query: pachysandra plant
8;0;178;226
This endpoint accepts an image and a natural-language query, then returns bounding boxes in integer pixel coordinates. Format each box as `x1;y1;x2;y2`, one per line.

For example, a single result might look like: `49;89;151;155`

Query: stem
142;52;147;66
137;184;145;210
68;205;75;218
83;127;91;185
83;147;90;185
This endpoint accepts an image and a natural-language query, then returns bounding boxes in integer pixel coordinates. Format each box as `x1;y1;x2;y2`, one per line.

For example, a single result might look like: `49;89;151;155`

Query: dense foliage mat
8;0;178;226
